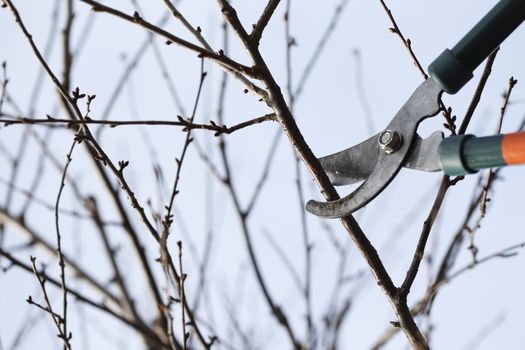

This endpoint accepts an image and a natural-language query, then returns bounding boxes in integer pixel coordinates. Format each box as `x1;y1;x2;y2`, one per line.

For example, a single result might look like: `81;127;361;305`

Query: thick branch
216;1;430;347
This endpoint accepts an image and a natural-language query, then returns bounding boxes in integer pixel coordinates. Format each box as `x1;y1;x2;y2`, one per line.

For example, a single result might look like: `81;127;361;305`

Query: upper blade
404;131;443;172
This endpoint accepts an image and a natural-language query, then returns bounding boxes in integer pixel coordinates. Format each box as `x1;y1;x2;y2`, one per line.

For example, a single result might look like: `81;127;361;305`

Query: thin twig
0;208;121;305
81;0;254;77
0;61;8;114
458;49;499;135
161;0;213;50
29;256;72;349
162;59;206;234
0;114;276;135
379;0;427;79
159;58;209;350
284;1;314;346
177;241;188;349
79;0;268;100
251;0;282;44
54;139;77;349
466;77;517;263
245;129;282;214
261;229;303;293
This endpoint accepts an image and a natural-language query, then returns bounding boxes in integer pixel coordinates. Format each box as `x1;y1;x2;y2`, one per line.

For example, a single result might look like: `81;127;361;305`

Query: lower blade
319;133;379;185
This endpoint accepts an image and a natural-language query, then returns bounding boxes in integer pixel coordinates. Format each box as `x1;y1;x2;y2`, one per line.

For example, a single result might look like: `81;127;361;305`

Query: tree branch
250;0;282;44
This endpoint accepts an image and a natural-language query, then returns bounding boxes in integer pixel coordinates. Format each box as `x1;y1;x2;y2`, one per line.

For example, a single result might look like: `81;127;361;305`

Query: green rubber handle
439;134;506;176
428;0;525;94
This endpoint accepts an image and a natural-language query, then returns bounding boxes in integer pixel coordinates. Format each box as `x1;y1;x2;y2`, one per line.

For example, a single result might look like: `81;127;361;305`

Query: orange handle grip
502;131;525;165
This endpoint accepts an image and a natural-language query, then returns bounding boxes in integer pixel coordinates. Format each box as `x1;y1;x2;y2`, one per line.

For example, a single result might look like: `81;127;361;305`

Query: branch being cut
217;1;429;348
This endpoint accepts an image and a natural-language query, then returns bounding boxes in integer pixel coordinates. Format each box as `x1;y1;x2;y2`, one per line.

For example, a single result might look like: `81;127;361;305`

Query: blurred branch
0;61;7;114
150;38;187;115
261;229;303;293
84;196;147;334
294;0;350;100
0;248;167;348
461;311;507;350
0;177;93;221
0;208;120;305
284;1;314;345
61;0;74;96
99;11;171;124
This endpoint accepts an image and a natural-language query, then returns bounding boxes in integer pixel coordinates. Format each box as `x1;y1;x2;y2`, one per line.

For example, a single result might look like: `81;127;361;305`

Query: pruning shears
306;0;525;219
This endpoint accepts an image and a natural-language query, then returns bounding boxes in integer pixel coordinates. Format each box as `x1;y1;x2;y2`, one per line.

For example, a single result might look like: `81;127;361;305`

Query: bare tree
0;1;524;349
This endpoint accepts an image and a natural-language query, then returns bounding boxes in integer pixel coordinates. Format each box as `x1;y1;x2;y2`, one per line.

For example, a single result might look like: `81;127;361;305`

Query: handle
428;0;525;94
438;131;525;176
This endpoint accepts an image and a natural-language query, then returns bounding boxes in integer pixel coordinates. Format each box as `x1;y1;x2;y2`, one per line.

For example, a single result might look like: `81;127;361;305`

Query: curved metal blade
307;79;443;218
319;133;379;185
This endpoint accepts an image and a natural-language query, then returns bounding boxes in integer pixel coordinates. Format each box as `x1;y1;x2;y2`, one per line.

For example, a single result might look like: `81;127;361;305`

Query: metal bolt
378;130;403;154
